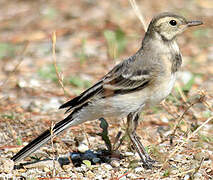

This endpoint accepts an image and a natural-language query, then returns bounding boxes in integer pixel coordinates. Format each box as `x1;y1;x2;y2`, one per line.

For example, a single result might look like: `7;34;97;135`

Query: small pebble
0;158;14;173
76;165;87;172
110;159;120;167
43;97;61;110
134;167;143;173
62;164;72;171
184;174;190;180
175;154;185;161
96;175;104;180
194;151;210;161
134;152;141;160
102;163;113;170
161;116;169;123
127;173;138;179
193;172;203;179
43;167;50;172
170;169;179;175
206;168;212;173
124;152;134;157
78;143;89;153
92;157;101;164
86;170;95;179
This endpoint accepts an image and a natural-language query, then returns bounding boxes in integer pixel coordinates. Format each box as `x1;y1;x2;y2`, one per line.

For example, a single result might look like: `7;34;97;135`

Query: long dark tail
11;114;76;162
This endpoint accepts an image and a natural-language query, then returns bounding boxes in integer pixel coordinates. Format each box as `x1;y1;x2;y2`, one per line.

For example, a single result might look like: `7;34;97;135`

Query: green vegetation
1;113;15;120
193;28;211;38
68;75;91;89
83;160;92;169
199;133;213;143
38;64;59;82
163;169;170;177
16;137;23;146
181;75;196;95
0;43;17;59
97;118;112;152
104;29;127;59
42;6;58;19
75;38;88;64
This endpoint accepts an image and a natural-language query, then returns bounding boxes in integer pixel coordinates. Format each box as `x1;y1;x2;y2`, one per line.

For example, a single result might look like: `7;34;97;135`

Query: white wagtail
11;12;203;168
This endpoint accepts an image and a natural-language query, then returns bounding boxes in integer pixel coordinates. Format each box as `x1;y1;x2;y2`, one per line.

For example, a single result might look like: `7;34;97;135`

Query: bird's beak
186;20;203;27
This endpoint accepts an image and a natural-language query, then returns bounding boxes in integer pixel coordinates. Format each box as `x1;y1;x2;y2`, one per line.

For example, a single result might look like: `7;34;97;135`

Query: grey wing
59;57;153;113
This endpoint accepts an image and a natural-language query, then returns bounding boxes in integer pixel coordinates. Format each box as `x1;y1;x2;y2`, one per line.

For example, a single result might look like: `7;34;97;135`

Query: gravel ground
0;0;213;179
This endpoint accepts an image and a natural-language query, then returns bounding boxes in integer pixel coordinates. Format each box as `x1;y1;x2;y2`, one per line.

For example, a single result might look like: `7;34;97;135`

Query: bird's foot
142;156;156;169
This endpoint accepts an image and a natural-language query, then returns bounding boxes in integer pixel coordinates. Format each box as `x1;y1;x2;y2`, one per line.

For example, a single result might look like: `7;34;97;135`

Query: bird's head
147;12;203;41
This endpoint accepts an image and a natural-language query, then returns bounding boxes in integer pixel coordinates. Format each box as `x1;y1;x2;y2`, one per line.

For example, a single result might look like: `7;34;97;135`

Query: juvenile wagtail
11;12;203;168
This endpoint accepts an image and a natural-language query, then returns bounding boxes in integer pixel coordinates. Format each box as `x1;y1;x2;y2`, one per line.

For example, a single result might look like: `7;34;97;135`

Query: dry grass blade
52;31;90;164
50;122;56;177
128;0;147;32
171;98;198;139
171;157;204;177
199;90;213;112
175;82;187;103
176;82;200;118
160;116;213;170
171;168;195;177
52;31;70;97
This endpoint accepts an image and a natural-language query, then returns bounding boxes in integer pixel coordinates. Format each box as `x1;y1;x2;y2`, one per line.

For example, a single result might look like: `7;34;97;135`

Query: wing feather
59;57;154;113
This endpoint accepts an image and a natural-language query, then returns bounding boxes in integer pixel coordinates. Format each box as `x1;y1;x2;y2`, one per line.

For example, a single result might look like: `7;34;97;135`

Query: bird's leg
127;111;155;169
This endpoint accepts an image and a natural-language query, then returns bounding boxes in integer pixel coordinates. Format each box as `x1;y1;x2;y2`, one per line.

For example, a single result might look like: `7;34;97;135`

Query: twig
160;116;213;170
199;90;213;112
171;101;196;138
51;32;70;97
176;82;200;118
116;171;129;180
161;101;179;119
191;157;204;178
171;168;195;177
51;31;90;165
169;89;206;144
50;122;56;177
128;0;147;32
176;82;187;103
171;157;204;177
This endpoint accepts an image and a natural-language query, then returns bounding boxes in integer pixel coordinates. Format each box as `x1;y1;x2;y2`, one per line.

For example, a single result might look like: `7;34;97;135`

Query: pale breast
147;72;176;106
159;72;176;100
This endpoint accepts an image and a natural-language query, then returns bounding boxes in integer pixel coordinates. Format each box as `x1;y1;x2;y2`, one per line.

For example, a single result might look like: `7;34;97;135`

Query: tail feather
11;129;52;162
11;114;74;162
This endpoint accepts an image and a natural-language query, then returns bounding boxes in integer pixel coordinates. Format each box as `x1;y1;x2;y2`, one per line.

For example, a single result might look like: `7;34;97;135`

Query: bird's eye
169;20;177;26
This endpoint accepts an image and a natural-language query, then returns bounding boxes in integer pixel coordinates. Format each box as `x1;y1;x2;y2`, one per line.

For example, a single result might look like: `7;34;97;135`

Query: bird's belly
75;91;148;122
74;74;176;123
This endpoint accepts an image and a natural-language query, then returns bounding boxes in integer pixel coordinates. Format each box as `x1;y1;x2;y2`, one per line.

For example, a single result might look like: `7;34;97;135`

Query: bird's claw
142;157;156;169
